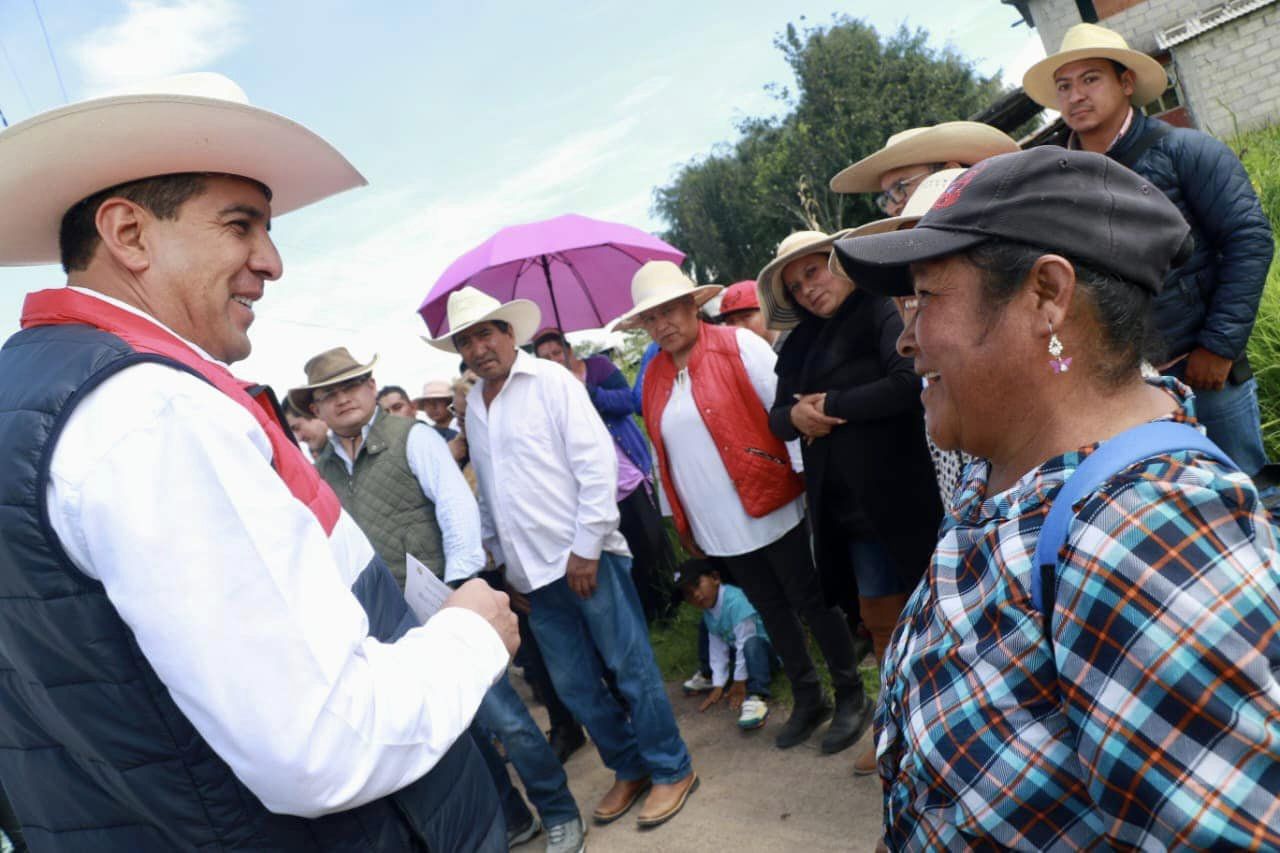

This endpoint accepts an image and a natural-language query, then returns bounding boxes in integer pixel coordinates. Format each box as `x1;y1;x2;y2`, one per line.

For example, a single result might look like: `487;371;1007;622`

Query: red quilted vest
643;322;804;538
21;288;341;534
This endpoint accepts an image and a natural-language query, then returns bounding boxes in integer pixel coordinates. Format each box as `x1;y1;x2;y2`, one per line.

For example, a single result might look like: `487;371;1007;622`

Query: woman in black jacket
758;231;943;773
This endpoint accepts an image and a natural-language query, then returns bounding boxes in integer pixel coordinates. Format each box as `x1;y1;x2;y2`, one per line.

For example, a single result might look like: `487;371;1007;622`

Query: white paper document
404;553;451;624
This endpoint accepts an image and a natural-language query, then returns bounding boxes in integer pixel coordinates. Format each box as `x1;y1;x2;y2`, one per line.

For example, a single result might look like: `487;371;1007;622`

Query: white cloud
72;0;244;94
238;114;649;393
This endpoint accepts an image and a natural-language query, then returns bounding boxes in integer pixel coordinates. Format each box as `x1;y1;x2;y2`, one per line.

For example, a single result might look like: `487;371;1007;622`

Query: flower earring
1048;322;1071;374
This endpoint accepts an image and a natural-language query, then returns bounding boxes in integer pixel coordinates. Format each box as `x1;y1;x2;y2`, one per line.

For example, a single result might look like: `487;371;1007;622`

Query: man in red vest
616;261;870;755
0;74;515;851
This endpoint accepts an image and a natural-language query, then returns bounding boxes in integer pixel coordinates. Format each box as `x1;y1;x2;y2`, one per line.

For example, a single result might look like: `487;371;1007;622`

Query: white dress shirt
328;411;485;582
467;349;629;594
45;288;508;818
661;327;804;557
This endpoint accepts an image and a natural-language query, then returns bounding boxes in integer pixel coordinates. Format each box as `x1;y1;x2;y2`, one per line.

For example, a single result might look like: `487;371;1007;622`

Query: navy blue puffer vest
0;323;503;851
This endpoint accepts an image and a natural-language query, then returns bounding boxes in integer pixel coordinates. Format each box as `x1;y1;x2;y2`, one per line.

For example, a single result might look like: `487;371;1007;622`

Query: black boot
774;701;832;749
821;688;871;755
547;725;586;764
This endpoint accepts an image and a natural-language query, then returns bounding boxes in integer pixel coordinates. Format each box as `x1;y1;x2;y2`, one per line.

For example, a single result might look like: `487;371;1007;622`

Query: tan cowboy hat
1022;23;1167;109
612;261;722;330
828;122;1018;193
756;230;852;331
828;169;967;281
413;379;453;408
0;72;365;267
288;347;378;411
423;286;541;353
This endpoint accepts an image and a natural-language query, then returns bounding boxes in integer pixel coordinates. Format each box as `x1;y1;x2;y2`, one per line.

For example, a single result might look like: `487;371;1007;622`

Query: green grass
1236;123;1280;461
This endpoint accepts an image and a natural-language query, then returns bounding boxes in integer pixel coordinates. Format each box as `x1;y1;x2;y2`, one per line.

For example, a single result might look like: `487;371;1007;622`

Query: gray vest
317;412;447;584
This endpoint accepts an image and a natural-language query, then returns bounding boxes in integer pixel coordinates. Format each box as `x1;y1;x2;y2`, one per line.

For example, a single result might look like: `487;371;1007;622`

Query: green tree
653;16;1010;282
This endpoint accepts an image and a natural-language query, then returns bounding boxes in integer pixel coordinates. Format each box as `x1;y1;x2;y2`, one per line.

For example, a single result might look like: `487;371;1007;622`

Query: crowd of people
0;20;1278;853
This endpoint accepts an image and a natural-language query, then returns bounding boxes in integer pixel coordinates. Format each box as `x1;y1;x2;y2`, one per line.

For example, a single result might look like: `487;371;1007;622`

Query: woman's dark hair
963;239;1161;387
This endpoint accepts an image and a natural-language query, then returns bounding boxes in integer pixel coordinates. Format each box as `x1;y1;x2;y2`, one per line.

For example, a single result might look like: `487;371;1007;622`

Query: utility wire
0;104;7;128
30;0;68;103
0;35;34;112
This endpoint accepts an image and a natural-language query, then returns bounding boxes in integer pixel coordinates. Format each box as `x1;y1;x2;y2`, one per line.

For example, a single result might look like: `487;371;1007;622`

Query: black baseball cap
830;146;1192;297
673;559;718;589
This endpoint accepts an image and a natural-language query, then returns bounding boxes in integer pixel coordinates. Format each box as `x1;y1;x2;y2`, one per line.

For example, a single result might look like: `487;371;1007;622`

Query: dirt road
511;680;884;852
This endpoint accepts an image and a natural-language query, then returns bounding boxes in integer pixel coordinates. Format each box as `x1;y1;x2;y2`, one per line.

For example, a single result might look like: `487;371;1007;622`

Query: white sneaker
545;817;586;853
737;695;769;730
507;814;541;848
682;671;715;694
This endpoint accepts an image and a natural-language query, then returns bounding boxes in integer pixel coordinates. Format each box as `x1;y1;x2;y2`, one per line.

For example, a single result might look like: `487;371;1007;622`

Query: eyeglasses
875;170;933;214
312;375;368;404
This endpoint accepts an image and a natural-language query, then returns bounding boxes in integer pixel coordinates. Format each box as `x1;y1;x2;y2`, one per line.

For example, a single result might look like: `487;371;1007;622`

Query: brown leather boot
592;776;650;824
852;593;910;776
635;772;699;828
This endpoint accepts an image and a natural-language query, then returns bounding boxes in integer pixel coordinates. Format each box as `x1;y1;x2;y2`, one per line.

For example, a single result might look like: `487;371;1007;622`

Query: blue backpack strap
1032;421;1237;636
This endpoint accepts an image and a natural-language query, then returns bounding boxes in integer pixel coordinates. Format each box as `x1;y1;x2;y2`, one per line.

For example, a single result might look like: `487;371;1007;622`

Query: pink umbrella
418;213;685;335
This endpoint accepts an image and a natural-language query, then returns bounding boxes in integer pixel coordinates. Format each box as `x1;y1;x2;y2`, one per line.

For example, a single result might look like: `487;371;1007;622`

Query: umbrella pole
539;255;562;330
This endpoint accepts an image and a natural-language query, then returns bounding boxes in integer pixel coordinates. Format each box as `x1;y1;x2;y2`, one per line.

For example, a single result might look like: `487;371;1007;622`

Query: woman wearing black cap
832;147;1280;851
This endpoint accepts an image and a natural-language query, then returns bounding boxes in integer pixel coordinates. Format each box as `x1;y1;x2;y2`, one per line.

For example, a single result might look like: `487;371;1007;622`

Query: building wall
1022;0;1280;134
1172;4;1280;135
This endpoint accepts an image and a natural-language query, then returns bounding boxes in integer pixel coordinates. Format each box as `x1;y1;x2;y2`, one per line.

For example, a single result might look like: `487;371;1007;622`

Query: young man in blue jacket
1024;23;1276;475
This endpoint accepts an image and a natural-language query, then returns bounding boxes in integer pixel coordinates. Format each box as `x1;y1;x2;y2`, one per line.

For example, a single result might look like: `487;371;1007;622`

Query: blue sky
0;0;1043;391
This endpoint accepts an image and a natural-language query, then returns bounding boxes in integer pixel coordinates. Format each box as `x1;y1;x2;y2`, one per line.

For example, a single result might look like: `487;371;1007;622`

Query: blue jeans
848;539;909;597
1188;376;1269;475
472;673;579;828
697;627;777;697
528;552;692;784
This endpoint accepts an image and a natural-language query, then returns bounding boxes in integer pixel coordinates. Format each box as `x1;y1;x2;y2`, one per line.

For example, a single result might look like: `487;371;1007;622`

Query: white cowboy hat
828;169;967;281
612;261;722;331
423;286;541;353
0;72;366;267
755;230;852;331
828;122;1018;194
1022;23;1168;110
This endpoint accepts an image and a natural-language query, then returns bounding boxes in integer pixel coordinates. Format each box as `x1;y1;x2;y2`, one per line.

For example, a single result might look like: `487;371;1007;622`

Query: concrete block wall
1173;4;1280;135
1021;0;1280;135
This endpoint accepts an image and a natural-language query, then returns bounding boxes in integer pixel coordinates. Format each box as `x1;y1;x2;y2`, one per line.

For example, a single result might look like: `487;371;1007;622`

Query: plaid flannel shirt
877;381;1280;850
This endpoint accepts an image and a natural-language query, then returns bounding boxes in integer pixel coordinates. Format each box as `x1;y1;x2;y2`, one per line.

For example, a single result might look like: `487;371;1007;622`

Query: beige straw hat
755;230;851;331
423;286;541;354
1022;23;1168;109
612;261;722;330
828;122;1018;194
412;379;453;408
288;347;378;411
0;72;365;267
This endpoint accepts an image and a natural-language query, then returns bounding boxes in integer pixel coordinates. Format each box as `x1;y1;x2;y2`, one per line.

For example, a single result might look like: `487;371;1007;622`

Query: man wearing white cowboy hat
828;120;1019;216
618;261;870;757
1024;22;1275;478
0;74;516;851
428;286;698;830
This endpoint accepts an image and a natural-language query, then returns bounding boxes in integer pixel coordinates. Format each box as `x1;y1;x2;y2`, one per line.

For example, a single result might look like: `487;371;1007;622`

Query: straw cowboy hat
0;72;365;267
756;230;852;331
612;261;723;330
828;169;966;280
288;347;378;412
423;286;541;353
828;122;1018;193
1022;23;1168;110
413;379;453;408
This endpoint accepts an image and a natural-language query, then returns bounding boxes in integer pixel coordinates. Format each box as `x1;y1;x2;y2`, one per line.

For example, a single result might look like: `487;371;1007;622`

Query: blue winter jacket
1099;110;1275;364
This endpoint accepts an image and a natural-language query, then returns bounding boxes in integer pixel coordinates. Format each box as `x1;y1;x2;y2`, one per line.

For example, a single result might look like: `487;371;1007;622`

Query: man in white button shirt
0;75;516;851
295;345;586;852
428;287;699;831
